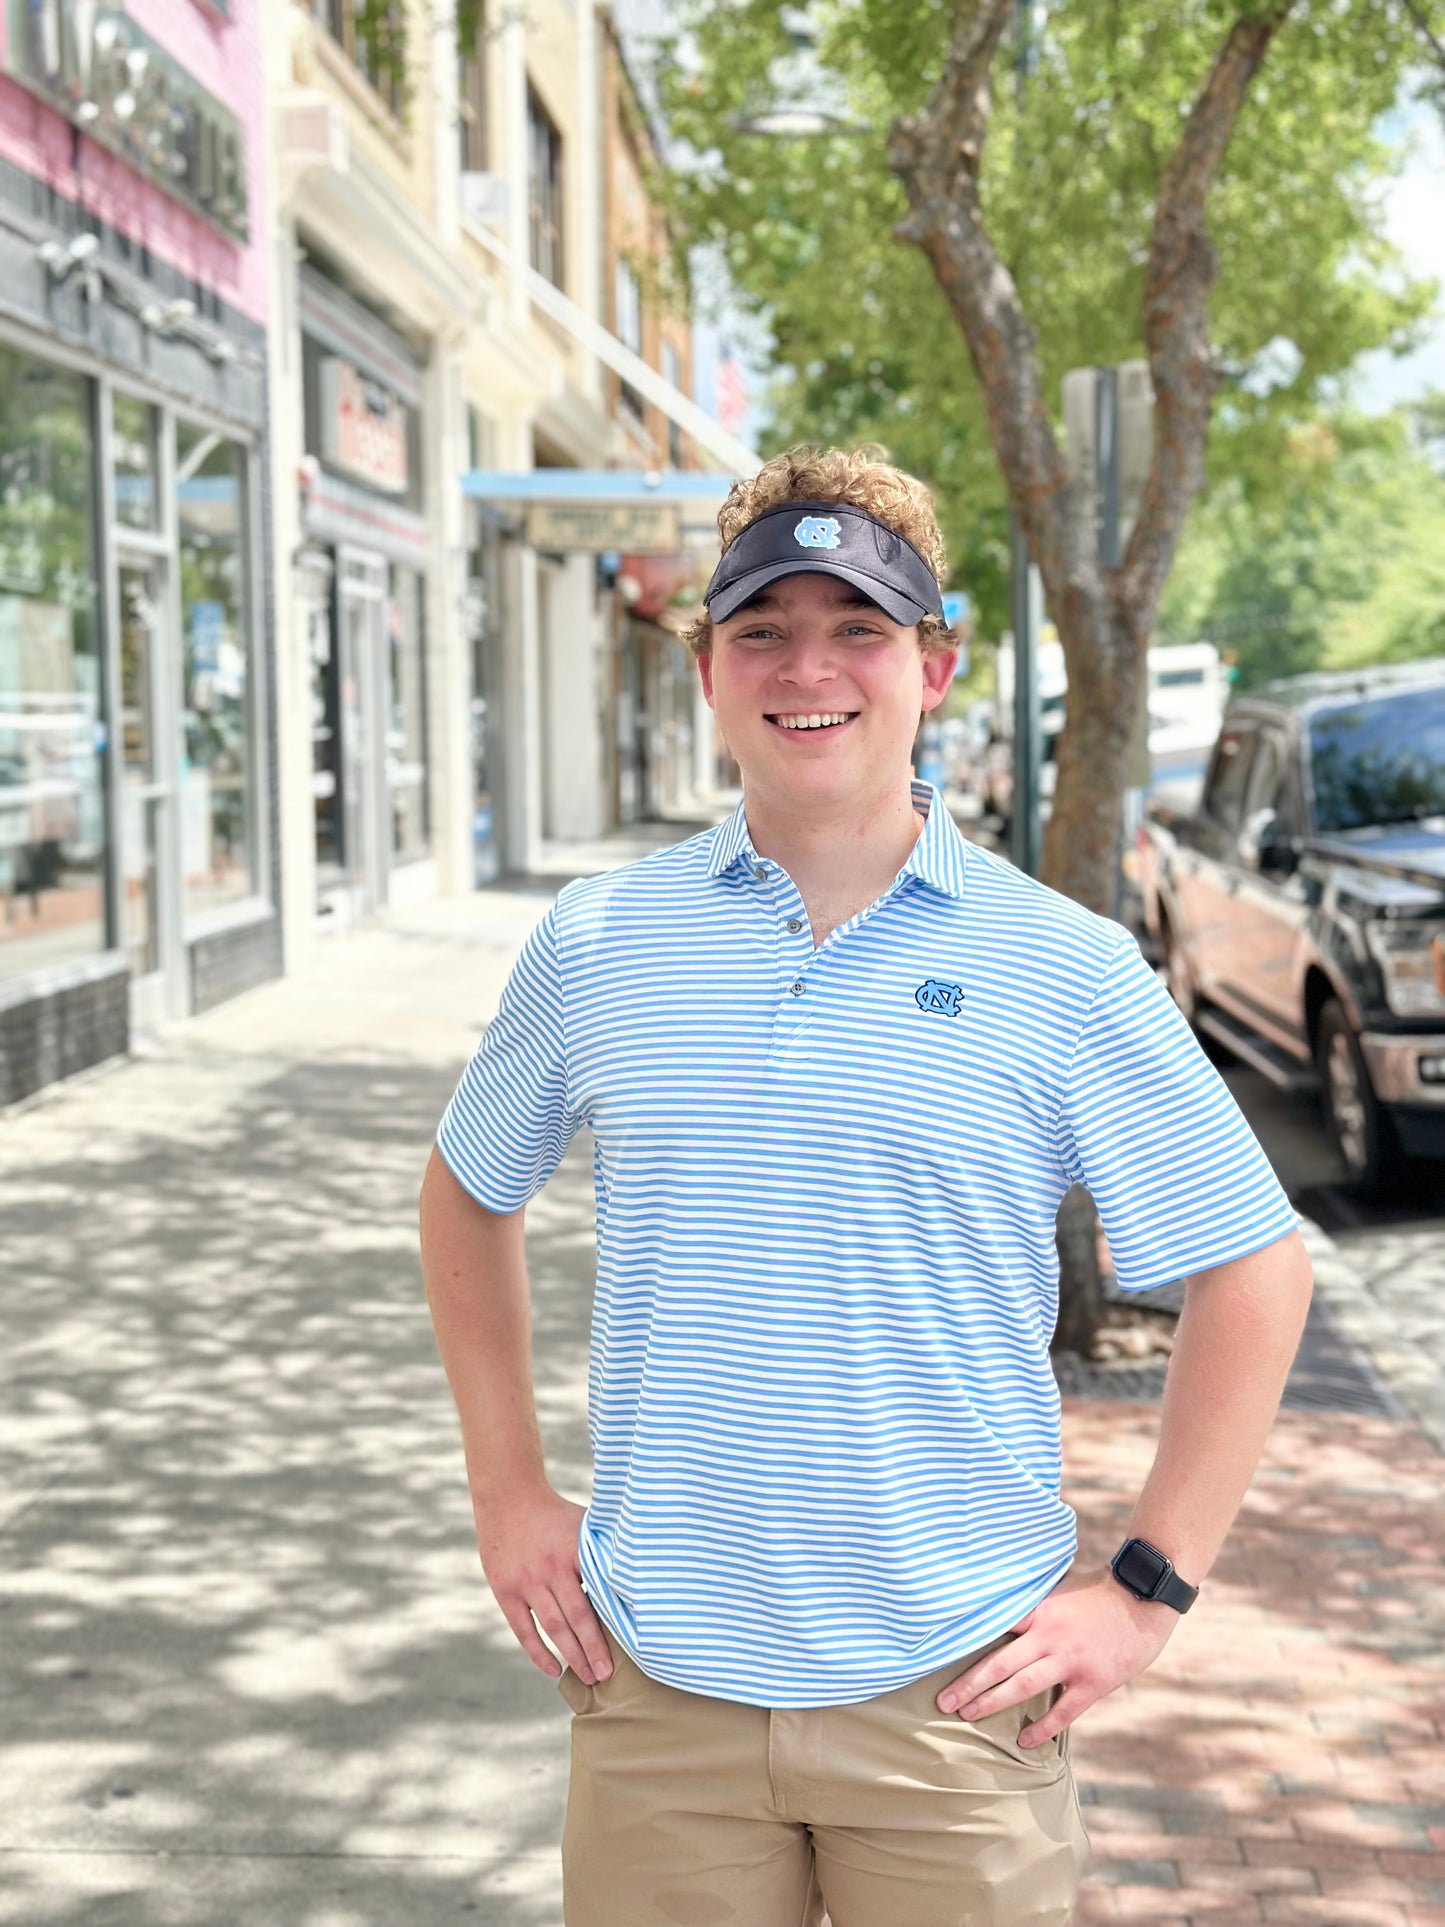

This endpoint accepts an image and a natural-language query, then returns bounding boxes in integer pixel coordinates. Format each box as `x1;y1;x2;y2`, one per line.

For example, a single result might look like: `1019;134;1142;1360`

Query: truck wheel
1316;999;1398;1198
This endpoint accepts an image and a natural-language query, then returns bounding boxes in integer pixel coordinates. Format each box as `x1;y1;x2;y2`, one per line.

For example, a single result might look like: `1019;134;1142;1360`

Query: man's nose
775;631;840;680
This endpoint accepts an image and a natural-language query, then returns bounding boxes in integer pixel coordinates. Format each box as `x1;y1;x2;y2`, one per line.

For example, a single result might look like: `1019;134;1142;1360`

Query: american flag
714;343;749;436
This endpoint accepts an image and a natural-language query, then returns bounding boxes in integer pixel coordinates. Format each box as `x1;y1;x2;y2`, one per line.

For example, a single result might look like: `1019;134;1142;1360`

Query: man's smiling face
697;572;956;813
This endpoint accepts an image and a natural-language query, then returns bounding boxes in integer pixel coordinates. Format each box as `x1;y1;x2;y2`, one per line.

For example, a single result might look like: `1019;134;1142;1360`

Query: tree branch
1124;6;1295;636
886;0;1080;621
1399;0;1445;76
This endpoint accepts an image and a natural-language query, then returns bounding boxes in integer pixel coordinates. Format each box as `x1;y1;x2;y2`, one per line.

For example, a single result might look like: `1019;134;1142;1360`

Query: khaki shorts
556;1631;1091;1927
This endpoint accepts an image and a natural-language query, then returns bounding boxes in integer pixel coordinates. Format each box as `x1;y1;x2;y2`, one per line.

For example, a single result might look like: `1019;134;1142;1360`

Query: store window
0;346;105;983
387;563;428;862
176;422;255;917
111;393;159;532
615;257;646;424
313;0;407;117
458;2;489;173
527;88;564;290
662;340;684;468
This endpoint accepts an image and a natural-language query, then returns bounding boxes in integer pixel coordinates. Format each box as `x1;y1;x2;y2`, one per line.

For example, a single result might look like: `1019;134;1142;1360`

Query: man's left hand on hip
934;1565;1179;1748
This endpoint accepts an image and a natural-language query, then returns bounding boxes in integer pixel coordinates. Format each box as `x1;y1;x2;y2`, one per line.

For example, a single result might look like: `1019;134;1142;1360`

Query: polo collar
704;780;968;901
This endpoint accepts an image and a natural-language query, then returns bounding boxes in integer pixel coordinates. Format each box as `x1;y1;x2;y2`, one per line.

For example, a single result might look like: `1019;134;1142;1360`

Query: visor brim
706;559;936;628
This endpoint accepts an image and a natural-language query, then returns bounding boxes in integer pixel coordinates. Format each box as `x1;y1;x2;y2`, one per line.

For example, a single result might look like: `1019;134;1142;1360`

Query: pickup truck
1137;658;1445;1196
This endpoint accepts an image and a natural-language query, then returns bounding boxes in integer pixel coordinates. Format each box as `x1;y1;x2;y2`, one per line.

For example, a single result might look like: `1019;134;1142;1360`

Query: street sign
527;502;680;552
942;592;972;676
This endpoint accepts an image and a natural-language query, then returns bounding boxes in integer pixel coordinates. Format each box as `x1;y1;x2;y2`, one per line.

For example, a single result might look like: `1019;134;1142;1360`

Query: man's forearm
419;1147;549;1507
419;1148;613;1680
1124;1228;1313;1586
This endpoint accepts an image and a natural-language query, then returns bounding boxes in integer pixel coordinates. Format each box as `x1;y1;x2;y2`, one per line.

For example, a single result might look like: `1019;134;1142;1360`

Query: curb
1296;1210;1445;1453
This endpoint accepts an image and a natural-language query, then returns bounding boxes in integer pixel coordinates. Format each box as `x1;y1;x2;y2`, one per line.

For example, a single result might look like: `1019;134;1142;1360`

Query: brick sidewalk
2;889;1441;1924
1062;1399;1445;1926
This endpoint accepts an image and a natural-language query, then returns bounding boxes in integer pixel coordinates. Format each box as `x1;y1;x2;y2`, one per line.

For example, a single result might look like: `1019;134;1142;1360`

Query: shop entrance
117;555;182;1030
314;546;389;923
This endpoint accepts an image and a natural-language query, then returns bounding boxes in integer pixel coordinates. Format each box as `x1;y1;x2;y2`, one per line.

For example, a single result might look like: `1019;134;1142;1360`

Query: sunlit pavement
2;882;1442;1926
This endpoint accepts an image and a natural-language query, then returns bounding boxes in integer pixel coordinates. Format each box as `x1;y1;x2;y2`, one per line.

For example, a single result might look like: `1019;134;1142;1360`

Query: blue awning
462;469;736;504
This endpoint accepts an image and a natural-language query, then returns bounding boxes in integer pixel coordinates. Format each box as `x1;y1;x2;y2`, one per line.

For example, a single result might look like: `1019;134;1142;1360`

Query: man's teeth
773;712;854;729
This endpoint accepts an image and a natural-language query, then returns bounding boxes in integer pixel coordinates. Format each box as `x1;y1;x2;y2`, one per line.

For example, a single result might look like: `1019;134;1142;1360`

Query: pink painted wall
0;1;268;324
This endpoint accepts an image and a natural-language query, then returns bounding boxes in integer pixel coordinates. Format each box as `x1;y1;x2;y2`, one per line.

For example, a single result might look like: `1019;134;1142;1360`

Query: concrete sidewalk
2;889;1442;1926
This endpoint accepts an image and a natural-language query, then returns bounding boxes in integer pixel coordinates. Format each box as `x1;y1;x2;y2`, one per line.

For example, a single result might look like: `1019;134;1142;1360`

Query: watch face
1115;1540;1168;1597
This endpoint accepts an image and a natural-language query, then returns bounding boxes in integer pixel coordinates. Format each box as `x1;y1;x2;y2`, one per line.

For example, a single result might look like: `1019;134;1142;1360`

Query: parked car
1137;658;1445;1195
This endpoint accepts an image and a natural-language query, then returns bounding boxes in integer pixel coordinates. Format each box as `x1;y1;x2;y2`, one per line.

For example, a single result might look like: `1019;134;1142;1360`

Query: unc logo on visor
793;516;842;550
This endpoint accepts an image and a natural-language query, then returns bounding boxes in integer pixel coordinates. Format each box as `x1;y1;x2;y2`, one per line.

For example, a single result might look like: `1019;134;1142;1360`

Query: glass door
118;556;178;1028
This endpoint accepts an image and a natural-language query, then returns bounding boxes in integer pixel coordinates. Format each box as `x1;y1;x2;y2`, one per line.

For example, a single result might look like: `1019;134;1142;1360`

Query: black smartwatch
1110;1537;1199;1613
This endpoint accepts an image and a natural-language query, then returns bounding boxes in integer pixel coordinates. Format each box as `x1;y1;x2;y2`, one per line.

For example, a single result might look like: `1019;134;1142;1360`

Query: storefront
0;0;273;1105
294;262;433;925
611;550;735;823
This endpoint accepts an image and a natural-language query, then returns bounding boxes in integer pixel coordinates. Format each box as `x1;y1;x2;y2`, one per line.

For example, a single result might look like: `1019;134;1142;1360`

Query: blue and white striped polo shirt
436;781;1297;1708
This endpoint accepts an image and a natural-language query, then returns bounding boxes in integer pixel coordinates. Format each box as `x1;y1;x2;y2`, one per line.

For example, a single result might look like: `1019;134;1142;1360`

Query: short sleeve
1056;937;1298;1290
435;904;580;1212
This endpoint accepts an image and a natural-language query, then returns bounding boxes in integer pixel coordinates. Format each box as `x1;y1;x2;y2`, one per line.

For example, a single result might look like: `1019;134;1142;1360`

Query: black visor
703;500;945;627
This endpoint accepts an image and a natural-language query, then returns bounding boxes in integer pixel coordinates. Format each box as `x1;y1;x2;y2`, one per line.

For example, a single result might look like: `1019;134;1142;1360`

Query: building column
266;207;321;975
425;334;474;897
497;536;543;874
540;551;606;841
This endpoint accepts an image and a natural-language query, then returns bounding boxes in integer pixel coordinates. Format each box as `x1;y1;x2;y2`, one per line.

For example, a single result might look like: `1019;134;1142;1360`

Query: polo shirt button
790;980;805;996
753;864;767;881
786;918;802;934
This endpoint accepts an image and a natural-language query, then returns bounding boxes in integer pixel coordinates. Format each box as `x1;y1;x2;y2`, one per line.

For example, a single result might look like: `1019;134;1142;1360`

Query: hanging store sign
526;502;680;553
6;1;249;239
319;357;410;497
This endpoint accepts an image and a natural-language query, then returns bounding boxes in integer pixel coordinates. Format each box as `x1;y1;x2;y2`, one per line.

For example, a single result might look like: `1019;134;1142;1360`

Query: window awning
463;473;730;553
461;470;734;502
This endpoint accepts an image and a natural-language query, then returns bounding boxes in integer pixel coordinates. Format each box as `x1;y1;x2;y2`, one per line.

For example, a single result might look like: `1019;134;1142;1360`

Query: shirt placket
746;855;913;1072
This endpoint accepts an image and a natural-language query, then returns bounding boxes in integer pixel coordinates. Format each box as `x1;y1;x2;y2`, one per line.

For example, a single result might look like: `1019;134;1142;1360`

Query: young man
420;446;1313;1927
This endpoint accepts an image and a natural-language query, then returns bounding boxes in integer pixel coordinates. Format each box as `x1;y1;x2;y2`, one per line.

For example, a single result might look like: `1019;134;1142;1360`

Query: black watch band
1110;1537;1199;1613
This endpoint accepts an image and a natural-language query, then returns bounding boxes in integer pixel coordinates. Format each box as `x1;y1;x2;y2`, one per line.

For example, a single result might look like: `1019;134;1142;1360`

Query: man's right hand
474;1484;614;1685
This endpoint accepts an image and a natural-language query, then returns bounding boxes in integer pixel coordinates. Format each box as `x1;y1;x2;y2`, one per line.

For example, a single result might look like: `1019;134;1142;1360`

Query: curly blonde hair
681;443;954;657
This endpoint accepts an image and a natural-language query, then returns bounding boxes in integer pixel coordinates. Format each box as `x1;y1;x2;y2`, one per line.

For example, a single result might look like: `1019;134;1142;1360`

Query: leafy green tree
1159;404;1445;685
659;0;1436;1348
660;0;1433;910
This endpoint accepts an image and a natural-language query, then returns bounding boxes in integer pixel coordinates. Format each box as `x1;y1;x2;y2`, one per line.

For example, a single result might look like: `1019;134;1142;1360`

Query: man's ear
919;644;958;714
696;647;716;710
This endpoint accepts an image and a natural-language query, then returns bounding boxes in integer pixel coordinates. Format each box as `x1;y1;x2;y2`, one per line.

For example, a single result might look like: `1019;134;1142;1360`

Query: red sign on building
320;358;409;496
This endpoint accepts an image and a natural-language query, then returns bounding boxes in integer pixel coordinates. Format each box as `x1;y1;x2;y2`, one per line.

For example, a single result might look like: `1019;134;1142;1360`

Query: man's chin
740;751;900;807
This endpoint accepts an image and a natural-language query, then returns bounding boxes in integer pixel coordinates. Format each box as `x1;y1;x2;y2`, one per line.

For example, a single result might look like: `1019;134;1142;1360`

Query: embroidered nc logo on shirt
793;515;842;550
915;979;965;1017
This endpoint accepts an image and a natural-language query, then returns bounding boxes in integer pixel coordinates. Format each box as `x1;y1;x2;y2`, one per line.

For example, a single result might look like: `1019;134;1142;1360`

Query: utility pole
1008;523;1044;876
1008;0;1043;877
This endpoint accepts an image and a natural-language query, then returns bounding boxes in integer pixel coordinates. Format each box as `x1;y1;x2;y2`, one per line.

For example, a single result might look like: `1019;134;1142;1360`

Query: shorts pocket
555;1666;595;1716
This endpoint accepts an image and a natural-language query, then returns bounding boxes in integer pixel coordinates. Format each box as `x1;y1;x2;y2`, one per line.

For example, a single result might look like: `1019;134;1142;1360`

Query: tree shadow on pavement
0;1046;598;1926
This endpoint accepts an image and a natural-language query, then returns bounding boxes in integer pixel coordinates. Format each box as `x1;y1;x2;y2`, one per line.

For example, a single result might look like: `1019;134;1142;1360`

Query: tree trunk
1039;592;1143;913
888;0;1292;1346
1052;1184;1104;1358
